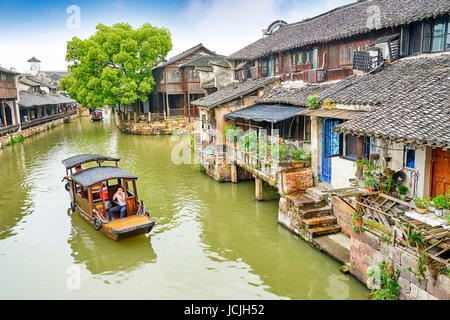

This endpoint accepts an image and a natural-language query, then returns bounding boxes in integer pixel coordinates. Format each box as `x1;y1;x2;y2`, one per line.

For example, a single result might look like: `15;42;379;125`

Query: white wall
331;157;357;189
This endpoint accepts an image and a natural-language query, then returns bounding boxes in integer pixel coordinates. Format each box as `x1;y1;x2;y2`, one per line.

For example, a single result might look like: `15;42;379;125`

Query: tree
61;23;172;108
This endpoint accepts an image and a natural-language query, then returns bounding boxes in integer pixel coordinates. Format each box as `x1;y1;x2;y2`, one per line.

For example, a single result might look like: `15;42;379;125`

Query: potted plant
364;176;377;193
414;197;429;214
396;185;409;200
352;211;364;232
380;174;393;194
433;195;448;217
291;148;311;168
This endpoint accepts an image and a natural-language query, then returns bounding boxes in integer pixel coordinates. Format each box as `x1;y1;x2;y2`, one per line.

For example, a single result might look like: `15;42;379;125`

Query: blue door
321;119;342;183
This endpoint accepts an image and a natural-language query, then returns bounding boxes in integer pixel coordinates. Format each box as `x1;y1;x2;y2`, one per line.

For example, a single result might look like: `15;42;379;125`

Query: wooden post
187;92;191;122
165;92;170;119
255;176;264;201
231;164;238;183
1;101;6;126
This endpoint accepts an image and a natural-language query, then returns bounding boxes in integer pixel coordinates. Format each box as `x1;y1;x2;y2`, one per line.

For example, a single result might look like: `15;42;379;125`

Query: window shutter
400;25;410;56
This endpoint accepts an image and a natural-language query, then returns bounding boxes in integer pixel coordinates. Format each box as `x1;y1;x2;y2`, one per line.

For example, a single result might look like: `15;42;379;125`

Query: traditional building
0;66;20;135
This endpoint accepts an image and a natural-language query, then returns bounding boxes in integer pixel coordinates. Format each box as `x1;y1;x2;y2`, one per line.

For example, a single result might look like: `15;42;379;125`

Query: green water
0;110;368;299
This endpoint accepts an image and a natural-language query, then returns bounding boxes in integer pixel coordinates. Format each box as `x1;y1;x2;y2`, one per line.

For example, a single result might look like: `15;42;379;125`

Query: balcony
303;69;327;83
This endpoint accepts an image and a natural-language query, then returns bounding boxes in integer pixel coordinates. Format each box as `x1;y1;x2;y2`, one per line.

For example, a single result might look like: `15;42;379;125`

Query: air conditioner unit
303;69;327;83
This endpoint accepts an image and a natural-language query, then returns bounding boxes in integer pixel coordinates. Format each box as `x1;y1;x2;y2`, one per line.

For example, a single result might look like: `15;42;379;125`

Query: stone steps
298;206;332;219
306;187;328;201
289;193;327;209
303;215;337;228
308;225;341;238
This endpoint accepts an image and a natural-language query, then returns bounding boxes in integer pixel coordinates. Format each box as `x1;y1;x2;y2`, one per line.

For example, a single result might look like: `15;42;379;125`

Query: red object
102;186;108;199
355;220;363;227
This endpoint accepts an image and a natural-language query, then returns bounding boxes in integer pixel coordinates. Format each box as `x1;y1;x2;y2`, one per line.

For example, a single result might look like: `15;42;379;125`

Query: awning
298;108;365;120
71;166;137;187
225;103;305;123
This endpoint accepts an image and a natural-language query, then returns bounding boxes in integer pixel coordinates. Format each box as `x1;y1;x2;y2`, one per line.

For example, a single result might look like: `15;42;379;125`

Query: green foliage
291;148;311;163
306;94;320;109
407;255;427;285
367;261;401;300
61;23;172;108
238;130;258;153
397;185;409;194
279;144;291;162
197;164;206;173
364;176;378;187
414;197;429;209
223;125;239;143
380;174;393;193
432;194;450;210
6;134;25;146
407;230;424;248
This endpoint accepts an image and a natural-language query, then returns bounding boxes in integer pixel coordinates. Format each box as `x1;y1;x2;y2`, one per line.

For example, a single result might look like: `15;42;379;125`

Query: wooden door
432;148;450;196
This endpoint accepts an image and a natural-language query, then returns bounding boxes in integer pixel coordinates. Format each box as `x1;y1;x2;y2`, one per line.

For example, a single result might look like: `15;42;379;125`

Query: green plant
279;144;291;162
407;230;424;248
364;176;377;187
380;174;393;193
367;261;401;300
414;197;429;209
432;195;449;210
197;164;206;173
397;185;409;194
223;124;239;142
291;148;310;163
306;94;320;109
352;211;364;232
6;134;25;146
356;159;379;172
407;254;427;285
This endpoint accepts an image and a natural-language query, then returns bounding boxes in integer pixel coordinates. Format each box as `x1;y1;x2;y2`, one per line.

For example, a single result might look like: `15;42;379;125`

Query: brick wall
118;117;194;135
281;167;314;194
350;224;449;300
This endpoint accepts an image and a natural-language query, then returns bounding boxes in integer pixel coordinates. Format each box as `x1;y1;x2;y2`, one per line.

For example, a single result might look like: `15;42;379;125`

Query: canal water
0;110;368;299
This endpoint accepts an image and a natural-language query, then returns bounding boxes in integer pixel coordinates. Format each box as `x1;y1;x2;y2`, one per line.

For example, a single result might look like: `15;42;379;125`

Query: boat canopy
62;154;120;169
225;104;305;123
71;166;137;187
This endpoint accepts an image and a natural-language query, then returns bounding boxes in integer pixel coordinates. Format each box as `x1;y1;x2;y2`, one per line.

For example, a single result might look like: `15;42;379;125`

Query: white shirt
116;192;126;206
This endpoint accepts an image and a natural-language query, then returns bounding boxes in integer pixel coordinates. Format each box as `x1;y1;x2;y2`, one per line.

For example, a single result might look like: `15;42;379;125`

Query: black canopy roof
62;154;120;169
225;104;305;123
71;166;137;187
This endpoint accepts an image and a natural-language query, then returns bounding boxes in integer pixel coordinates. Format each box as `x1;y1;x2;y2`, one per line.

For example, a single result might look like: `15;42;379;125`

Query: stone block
351;230;380;250
426;277;450;300
398;276;411;294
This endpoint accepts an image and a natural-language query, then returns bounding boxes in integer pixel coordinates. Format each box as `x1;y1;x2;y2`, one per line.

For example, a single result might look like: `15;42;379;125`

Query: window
409;23;423;54
261;60;268;75
422;22;432;52
432;20;446;52
344;134;359;160
447;20;450;50
305;51;311;64
304;116;311;141
348;46;354;63
405;148;416;169
292;53;296;66
275;57;279;73
298;52;303;65
341;47;346;64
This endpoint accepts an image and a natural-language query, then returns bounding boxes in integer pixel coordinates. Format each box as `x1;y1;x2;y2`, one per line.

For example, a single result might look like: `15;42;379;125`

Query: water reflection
68;211;157;275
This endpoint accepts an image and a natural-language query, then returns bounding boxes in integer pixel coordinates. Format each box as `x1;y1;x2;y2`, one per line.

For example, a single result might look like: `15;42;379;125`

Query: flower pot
415;208;428;214
364;186;374;193
435;209;444;217
291;162;305;168
399;193;407;200
358;180;366;187
355;220;363;228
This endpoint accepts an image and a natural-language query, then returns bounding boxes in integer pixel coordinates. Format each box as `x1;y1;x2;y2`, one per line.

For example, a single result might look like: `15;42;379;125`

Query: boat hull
101;215;155;240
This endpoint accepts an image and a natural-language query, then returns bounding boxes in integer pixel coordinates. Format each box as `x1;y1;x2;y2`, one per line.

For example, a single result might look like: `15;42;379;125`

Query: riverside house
0;66;20;136
192;0;450;300
117;44;232;135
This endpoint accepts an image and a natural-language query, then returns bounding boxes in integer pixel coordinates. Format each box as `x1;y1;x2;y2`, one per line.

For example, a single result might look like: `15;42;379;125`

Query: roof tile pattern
228;0;450;60
191;77;280;109
332;54;450;147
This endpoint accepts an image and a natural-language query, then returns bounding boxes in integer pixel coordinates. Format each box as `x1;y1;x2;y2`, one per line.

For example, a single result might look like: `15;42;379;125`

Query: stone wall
350;230;449;300
280;167;314;195
0;113;79;149
117;116;194;135
330;197;449;300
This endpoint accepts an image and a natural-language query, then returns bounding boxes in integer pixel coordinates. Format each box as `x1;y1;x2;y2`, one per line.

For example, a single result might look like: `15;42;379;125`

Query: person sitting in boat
75;165;83;173
108;186;127;221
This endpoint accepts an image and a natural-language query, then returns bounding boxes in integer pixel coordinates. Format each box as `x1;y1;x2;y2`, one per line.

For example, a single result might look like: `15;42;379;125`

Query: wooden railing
0;124;20;137
21;111;76;129
340;192;450;265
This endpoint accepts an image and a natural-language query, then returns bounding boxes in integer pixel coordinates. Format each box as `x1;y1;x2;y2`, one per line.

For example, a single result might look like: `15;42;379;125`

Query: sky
0;0;354;72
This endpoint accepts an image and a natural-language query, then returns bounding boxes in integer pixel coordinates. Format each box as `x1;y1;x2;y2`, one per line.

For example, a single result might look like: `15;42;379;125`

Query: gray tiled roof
228;0;450;60
19;91;75;107
20;75;56;89
332;53;450;147
191;77;280;109
179;54;229;68
256;82;340;106
154;43;214;69
0;66;19;75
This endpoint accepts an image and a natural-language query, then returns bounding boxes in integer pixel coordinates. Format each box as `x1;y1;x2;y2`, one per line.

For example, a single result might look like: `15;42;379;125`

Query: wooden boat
62;154;155;240
91;109;103;121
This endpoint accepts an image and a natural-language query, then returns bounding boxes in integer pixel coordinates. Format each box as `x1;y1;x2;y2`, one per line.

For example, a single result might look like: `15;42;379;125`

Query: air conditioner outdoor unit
303;69;327;83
